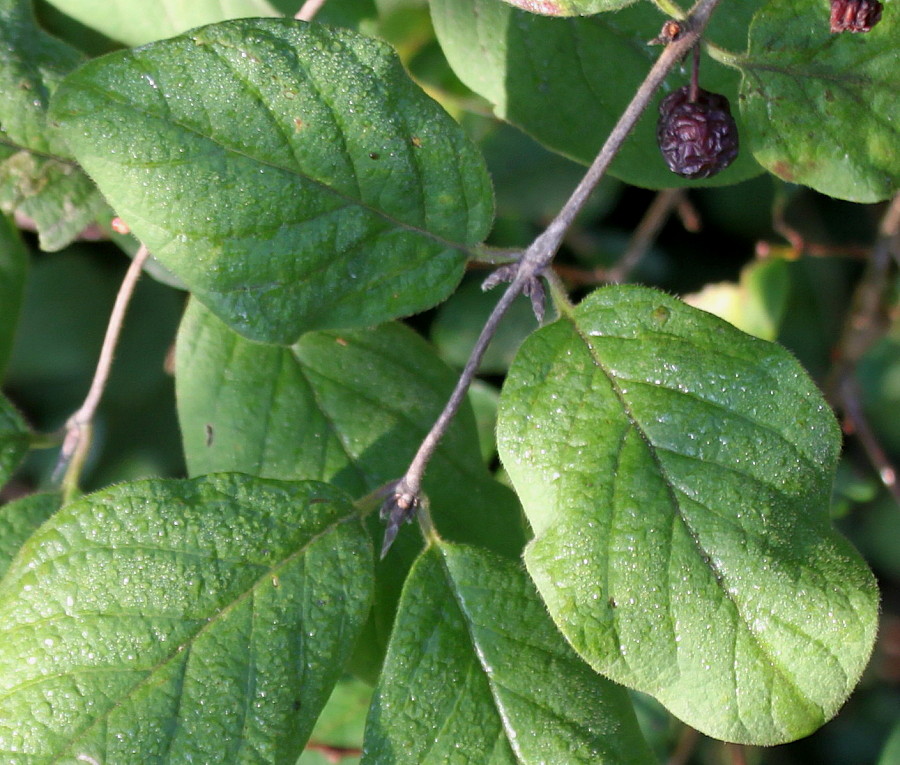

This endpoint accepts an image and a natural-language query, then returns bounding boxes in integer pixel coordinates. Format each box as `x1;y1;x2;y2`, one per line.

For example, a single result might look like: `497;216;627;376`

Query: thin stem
55;245;151;502
606;188;686;283
666;725;701;765
295;0;328;21
726;743;749;765
827;193;900;504
519;0;721;276
380;0;724;550
689;43;701;101
398;280;524;500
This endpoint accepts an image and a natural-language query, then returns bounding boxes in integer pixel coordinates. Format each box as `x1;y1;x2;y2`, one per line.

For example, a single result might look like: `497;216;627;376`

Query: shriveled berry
830;0;883;32
657;85;739;180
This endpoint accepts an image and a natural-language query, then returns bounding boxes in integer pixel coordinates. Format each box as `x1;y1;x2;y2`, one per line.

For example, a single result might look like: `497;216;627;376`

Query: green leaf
0;214;27;372
363;542;654;764
176;299;524;560
50;19;493;343
0;474;373;763
0;492;59;579
496;285;879;745
740;0;899;203
430;0;763;188
176;300;526;679
0;150;110;251
684;257;790;341
0;0;107;249
497;0;636;17
0;0;82;155
0;396;28;487
43;0;281;46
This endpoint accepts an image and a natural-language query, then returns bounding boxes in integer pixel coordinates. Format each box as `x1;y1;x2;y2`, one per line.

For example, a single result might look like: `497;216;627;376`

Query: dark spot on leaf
368;152;380;160
608;597;618;608
651;306;671;325
293;699;302;711
824;90;835;102
205;424;214;446
772;161;796;181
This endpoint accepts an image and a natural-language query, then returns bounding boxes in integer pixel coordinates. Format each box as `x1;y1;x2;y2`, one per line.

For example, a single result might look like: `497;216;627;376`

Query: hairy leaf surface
0;0;106;249
0;475;373;763
363;542;654;764
0;492;59;579
430;0;763;188
497;285;879;744
740;0;899;202
50;19;493;343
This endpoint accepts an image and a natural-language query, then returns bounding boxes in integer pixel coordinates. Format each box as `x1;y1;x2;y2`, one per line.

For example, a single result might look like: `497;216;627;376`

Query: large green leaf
43;0;281;46
50;19;493;344
0;214;27;372
430;0;763;188
0;396;28;487
176;299;524;559
363;541;654;764
0;492;59;579
176;300;526;678
0;474;373;762
496;285;879;745
0;0;107;249
739;0;899;203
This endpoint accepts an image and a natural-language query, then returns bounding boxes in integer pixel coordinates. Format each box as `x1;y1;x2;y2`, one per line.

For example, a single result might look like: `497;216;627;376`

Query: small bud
830;0;883;32
110;217;130;234
657;85;739;180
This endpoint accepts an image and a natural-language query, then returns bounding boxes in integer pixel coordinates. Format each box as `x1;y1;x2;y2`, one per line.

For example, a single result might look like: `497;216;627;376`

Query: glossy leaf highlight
50;19;493;343
363;542;654;764
0;475;373;763
497;285;879;744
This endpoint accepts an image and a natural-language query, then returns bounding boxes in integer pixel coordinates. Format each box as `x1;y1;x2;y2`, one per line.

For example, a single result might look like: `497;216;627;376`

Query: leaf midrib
564;313;817;713
63;78;480;257
2;500;363;763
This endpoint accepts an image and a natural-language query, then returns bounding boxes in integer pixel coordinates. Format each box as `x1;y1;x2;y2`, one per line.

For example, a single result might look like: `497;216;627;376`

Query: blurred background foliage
2;0;898;762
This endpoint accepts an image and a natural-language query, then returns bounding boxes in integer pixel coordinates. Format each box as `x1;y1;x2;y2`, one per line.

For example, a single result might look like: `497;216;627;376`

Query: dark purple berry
830;0;883;32
657;85;739;180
